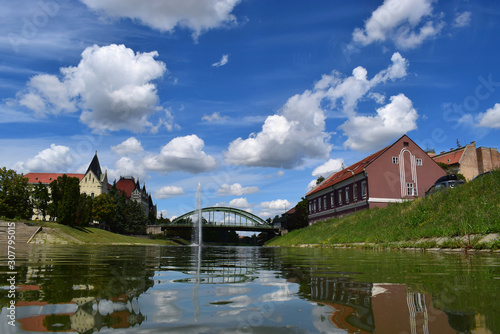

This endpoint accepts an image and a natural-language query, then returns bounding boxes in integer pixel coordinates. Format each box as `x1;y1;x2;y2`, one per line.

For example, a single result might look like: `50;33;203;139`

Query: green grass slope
29;221;178;245
267;170;500;248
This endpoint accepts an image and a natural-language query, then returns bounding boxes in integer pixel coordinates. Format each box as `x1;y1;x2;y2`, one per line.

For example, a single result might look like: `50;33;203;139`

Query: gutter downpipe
347;169;356;212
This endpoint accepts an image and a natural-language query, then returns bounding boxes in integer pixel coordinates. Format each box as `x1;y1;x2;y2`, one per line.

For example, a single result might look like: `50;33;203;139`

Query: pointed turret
86;152;102;180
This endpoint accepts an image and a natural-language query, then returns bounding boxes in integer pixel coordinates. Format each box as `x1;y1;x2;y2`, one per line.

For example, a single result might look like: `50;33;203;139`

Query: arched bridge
168;207;277;233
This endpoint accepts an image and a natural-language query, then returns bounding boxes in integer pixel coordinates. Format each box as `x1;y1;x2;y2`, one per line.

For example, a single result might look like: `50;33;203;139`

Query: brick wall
477;147;500;174
459;143;479;180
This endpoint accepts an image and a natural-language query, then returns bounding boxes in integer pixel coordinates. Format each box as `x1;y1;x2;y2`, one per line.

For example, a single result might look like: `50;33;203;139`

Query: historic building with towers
24;153;156;221
115;176;157;218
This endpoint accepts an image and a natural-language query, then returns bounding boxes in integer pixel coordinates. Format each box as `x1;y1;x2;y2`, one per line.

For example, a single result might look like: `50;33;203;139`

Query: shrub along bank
266;170;500;249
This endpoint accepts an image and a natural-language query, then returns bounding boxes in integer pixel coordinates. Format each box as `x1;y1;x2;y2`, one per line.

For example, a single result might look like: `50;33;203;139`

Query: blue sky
1;0;499;220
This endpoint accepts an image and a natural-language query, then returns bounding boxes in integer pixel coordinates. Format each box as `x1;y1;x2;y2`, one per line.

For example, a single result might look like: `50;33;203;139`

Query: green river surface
1;244;499;333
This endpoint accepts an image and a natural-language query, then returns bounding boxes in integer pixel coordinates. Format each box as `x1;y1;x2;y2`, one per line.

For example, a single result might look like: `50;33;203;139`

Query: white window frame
392;156;399;164
318;198;322;211
323;196;327;209
361;181;367;198
407;182;415;196
416;158;423;166
345;187;350;204
353;183;357;201
330;193;335;207
338;190;342;206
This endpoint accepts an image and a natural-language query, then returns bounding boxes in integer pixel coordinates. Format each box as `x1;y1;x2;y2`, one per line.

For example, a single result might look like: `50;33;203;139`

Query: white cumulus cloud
155;186;185;199
312;159;345;178
477;103;500;129
225;52;410;167
16;144;73;173
16;44;170;133
229;197;251;209
218;183;259;196
80;0;242;40
260;199;291;219
111;137;144;155
341;94;418;151
225;89;331;168
109;156;147;182
351;0;443;49
143;135;217;173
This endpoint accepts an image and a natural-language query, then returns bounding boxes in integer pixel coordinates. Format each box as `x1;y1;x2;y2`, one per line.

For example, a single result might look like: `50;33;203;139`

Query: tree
284;197;309;231
0;167;32;219
93;193;117;229
32;182;50;220
437;162;467;182
49;175;81;226
316;176;325;185
76;193;93;227
123;200;147;234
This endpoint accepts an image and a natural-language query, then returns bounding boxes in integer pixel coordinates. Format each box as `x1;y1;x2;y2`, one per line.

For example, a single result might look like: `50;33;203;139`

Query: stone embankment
0;221;41;244
291;233;500;252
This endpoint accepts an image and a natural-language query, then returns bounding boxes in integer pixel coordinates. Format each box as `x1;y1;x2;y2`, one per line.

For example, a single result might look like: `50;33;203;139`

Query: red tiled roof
306;146;389;197
432;148;465;165
115;177;136;198
24;173;84;184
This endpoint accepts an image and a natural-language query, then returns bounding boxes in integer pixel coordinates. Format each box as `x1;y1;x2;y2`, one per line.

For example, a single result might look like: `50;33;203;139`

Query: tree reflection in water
0;245;498;333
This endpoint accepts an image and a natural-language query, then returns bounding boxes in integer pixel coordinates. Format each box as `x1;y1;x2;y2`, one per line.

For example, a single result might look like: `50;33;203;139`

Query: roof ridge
306;142;392;197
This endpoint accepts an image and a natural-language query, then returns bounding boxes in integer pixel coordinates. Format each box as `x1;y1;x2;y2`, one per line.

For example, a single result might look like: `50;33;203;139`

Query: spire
86;152;102;179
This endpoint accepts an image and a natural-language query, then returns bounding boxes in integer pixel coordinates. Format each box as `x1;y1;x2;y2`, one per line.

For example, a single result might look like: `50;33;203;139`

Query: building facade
306;135;446;224
25;154;155;221
25;153;109;199
431;141;500;181
115;176;157;218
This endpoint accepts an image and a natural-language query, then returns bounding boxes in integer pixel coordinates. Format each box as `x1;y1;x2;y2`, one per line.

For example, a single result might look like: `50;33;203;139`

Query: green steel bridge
165;206;279;233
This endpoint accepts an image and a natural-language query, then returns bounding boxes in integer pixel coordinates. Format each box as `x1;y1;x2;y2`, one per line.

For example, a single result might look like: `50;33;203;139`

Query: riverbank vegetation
267;170;500;249
22;220;179;245
0;167;159;235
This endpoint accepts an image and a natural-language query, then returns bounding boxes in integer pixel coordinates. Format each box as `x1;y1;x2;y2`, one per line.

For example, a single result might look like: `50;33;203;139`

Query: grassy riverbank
267;170;500;250
23;221;180;245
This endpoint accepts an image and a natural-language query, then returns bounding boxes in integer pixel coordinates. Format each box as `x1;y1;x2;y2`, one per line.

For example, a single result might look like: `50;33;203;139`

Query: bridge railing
170;207;274;229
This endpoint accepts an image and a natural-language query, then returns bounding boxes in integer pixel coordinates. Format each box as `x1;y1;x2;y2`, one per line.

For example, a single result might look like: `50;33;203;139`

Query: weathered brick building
306;135;446;224
431;142;500;181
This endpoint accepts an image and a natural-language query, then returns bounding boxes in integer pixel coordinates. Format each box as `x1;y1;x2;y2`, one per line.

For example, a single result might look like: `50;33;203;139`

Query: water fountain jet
192;182;203;246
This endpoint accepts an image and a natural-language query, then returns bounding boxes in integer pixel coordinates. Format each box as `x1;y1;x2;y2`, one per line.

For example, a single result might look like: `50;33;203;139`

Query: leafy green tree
49;175;81;226
93;193;117;229
123;200;147;234
148;209;156;225
316;176;325;185
284;197;309;231
59;176;80;226
76;193;93;227
0;167;32;219
437;162;466;182
32;182;50;220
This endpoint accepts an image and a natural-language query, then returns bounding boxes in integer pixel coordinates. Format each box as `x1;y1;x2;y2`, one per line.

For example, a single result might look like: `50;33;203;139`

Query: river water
1;244;499;333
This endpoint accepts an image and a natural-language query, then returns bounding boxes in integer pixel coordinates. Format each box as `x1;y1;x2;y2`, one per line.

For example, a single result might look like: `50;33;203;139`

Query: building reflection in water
309;276;492;334
17;295;145;333
8;246;157;334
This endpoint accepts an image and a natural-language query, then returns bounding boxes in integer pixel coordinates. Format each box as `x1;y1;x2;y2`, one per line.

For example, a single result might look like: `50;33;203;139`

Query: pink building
306;135;446;224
